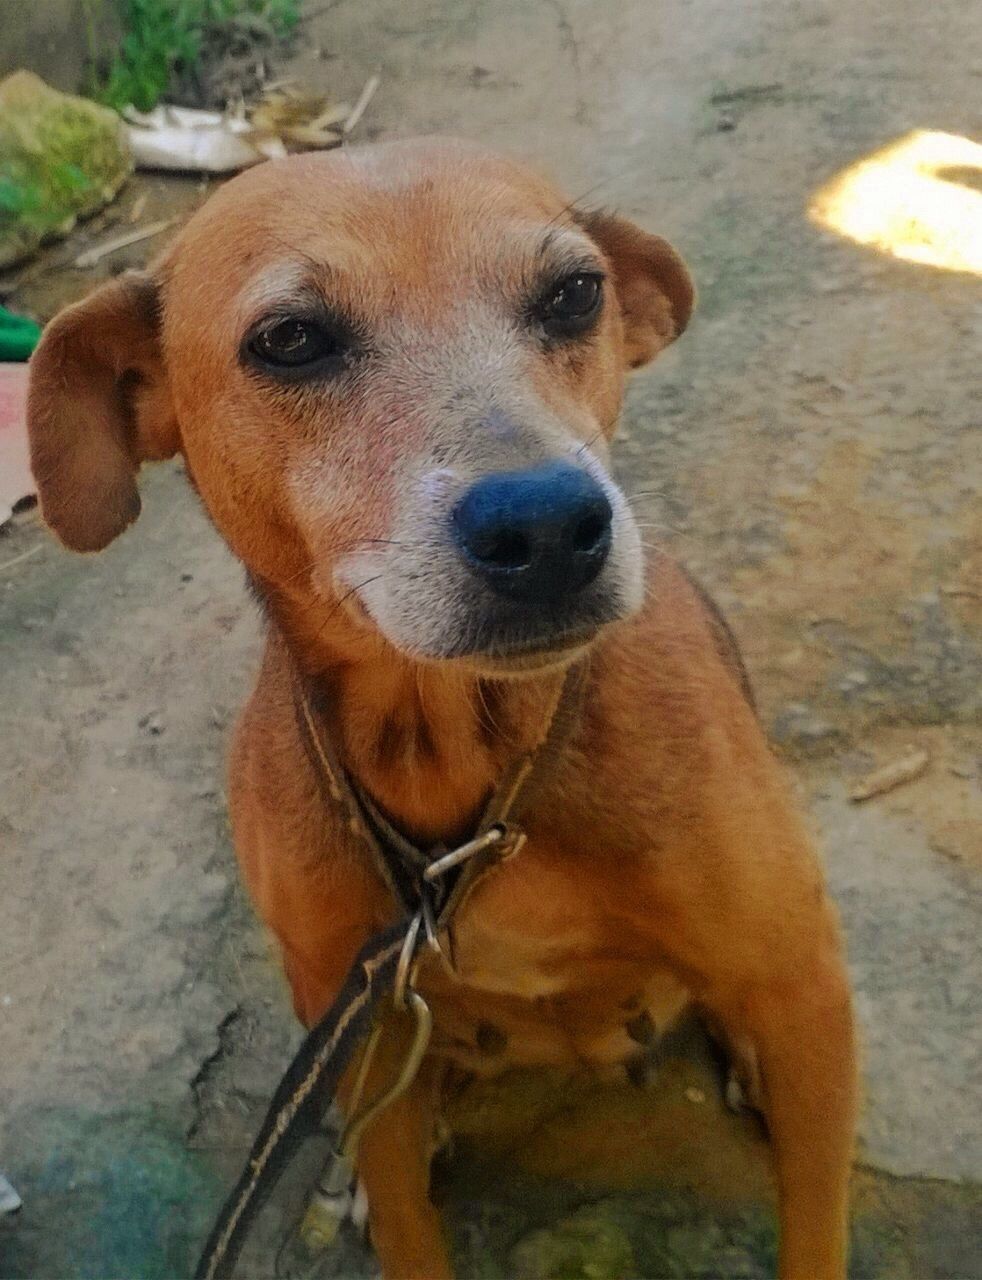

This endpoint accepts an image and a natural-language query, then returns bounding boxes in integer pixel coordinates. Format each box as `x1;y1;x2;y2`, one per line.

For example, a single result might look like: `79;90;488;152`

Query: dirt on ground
1;0;979;1276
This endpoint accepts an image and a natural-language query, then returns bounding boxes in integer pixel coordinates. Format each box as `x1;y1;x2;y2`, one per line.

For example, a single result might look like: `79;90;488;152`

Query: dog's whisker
636;532;678;544
624;489;669;506
308;575;383;646
474;673;507;744
271;538;409;591
575;429;607;460
542;163;643;232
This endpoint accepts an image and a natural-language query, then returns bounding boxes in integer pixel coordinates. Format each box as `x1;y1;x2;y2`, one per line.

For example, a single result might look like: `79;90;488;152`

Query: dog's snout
452;462;613;604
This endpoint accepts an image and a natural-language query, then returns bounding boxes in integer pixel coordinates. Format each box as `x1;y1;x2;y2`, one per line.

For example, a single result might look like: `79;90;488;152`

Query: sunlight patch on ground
810;130;982;274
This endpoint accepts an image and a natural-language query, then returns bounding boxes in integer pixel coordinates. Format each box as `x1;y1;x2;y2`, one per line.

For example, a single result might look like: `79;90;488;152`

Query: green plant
87;0;301;113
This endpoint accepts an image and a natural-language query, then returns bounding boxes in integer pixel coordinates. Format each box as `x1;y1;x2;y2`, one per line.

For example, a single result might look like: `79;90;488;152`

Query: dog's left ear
577;210;694;370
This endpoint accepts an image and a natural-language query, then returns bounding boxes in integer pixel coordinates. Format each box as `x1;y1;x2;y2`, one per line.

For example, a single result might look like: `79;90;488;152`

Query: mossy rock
511;1207;637;1280
0;71;132;269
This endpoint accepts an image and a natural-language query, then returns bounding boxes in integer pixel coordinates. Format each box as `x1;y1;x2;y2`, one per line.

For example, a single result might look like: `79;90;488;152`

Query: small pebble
685;1086;706;1104
0;1173;22;1215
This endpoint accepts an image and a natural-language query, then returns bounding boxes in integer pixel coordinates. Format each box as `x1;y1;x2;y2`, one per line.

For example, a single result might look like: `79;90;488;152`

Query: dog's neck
263;582;566;848
321;658;564;847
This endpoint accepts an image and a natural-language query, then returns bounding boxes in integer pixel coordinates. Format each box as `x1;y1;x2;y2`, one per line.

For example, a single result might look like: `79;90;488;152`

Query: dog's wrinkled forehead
161;141;598;341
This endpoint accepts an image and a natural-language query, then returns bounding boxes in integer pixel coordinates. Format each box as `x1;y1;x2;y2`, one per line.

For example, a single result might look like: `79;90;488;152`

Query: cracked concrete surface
1;0;979;1275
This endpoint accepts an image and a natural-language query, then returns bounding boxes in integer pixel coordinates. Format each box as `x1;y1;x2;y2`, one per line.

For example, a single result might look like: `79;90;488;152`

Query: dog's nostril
474;527;532;570
573;510;609;555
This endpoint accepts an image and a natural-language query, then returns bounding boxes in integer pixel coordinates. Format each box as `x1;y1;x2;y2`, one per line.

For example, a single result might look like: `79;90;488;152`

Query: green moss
0;71;131;268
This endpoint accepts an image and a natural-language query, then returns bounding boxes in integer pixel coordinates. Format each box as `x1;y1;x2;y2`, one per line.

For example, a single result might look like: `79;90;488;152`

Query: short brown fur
27;139;857;1279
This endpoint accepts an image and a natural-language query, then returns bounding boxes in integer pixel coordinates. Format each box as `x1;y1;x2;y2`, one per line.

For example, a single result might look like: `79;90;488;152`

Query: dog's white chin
331;556;636;678
335;582;600;676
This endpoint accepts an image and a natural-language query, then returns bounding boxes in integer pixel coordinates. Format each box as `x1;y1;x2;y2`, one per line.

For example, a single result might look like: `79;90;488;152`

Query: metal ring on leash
279;975;432;1274
337;988;433;1160
421;896;441;952
422;824;505;882
393;910;424;1009
286;972;434;1269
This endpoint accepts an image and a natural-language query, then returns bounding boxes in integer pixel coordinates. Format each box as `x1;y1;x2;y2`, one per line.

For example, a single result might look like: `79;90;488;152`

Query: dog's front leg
338;1019;451;1280
731;960;858;1280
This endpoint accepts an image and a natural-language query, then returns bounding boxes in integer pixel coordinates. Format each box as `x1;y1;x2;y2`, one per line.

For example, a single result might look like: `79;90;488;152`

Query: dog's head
28;139;692;674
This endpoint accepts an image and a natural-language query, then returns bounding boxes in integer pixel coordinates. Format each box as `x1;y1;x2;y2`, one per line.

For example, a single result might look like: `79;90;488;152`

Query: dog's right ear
27;270;178;552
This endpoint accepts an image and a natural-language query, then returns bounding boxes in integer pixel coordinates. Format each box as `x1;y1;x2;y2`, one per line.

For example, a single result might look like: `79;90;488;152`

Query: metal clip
423;824;506;882
421;894;441;953
284;966;433;1272
394;910;424;1009
296;1154;353;1252
339;917;433;1158
332;990;433;1187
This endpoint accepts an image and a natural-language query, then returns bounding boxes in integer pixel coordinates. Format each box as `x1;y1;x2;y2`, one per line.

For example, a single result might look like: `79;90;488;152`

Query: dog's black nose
452;462;613;604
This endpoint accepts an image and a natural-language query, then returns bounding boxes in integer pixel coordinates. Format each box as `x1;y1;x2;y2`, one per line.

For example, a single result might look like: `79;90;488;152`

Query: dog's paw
351;1178;371;1246
723;1046;764;1115
724;1069;748;1113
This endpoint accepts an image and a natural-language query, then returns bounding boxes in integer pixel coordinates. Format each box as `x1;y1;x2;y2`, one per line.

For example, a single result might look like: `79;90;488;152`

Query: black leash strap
194;923;406;1280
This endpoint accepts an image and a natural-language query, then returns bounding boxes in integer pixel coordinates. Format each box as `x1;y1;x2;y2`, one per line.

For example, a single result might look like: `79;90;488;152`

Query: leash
194;656;586;1280
194;925;405;1280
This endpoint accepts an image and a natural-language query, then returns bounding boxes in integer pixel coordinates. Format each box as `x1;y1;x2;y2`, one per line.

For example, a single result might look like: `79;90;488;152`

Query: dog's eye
245;317;349;374
540;272;603;336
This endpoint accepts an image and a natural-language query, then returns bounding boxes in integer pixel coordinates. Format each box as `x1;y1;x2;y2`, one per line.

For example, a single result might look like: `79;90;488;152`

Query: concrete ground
1;0;980;1275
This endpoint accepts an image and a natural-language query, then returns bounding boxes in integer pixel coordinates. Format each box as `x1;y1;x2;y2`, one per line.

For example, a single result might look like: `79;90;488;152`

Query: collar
291;654;587;939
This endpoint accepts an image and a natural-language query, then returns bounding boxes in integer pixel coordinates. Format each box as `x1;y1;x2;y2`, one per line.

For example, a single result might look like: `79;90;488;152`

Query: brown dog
27;138;857;1279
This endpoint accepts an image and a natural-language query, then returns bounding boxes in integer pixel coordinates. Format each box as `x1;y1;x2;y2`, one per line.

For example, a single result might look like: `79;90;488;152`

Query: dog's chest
423;844;691;1074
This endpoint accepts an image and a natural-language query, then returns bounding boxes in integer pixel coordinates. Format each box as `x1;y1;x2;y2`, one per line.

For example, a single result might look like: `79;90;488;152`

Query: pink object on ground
0;363;34;525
